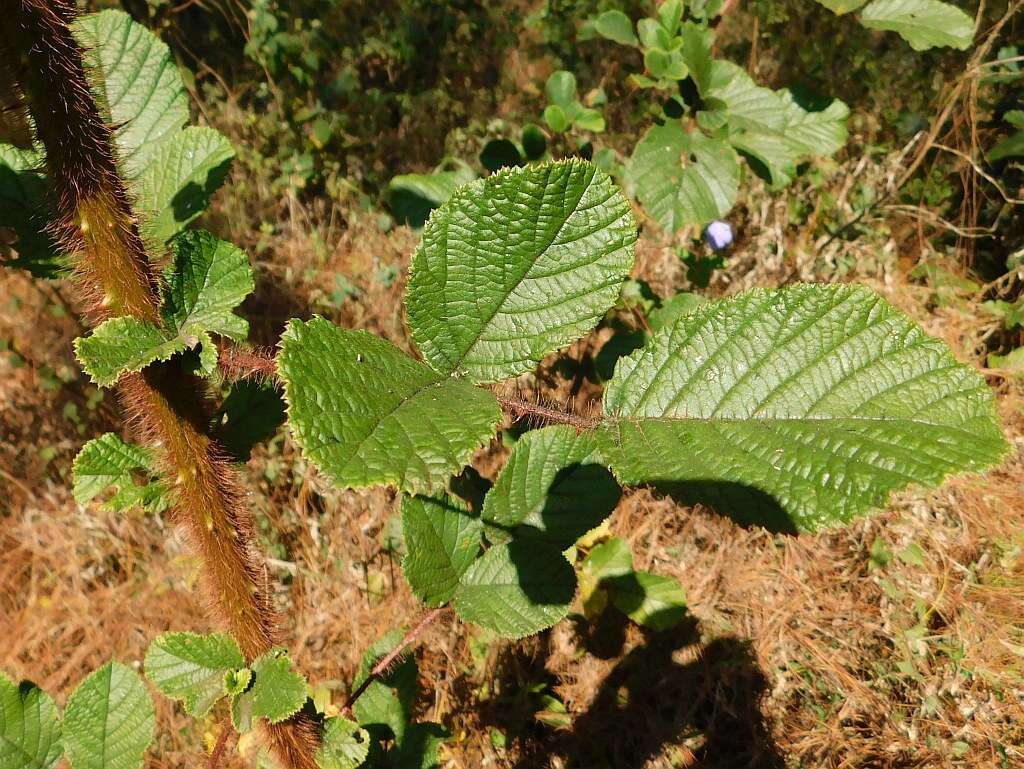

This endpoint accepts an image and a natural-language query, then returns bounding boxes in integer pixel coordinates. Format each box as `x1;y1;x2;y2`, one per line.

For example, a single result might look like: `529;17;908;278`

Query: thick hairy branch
0;3;317;766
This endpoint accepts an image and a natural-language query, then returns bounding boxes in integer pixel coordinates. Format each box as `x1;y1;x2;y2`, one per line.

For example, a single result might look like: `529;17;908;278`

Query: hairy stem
207;716;234;769
496;395;599;430
342;607;448;717
0;2;317;765
213;343;601;430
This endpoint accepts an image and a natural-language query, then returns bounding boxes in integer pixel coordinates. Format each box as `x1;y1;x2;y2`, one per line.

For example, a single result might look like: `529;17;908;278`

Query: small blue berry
704;220;733;252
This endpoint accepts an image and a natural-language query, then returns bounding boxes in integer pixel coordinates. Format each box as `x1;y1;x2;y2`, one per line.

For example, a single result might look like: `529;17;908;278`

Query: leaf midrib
443;164;595;375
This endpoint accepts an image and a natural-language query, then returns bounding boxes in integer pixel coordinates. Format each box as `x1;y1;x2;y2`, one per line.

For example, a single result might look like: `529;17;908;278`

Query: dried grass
2;141;1022;769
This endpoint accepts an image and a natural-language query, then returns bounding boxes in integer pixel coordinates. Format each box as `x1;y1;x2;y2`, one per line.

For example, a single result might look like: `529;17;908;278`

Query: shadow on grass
481;614;783;769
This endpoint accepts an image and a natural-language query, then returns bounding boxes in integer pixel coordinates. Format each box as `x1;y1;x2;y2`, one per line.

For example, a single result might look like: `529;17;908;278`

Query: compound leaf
63;662;154;769
72;433;168;513
161;230;253;343
606;571;687;631
453;541;576;638
0;673;61;769
316;717;370;769
73;10;188;176
406;160;636;382
278;318;501;494
353;631;417;743
401;494;483;607
482;425;620;548
135;128;235;244
143;632;244;717
600;284;1007;532
74;317;185;388
628;123;740;231
230;651;307;733
860;0;974;51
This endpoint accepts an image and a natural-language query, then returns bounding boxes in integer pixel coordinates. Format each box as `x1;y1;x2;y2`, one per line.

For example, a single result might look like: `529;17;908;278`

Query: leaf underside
859;0;975;51
406;160;637;382
600;284;1007;532
144;632;245;717
278;318;501;494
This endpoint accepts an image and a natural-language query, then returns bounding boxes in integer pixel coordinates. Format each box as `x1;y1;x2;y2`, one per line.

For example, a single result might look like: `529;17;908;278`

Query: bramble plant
0;3;1010;769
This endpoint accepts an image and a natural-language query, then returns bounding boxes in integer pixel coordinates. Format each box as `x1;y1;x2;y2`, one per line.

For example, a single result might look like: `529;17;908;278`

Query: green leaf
387;165;478;228
988;346;1024;374
606;571;687;630
74;317;186;388
353;631;417;742
406;160;636;382
573;108;606;133
63;662;155;769
679;23;714;93
543;104;571;133
777;90;850;158
704;73;848;187
593;10;638;46
393;723;449;769
224;669;252;697
316;717;370;769
627;124;740;231
701;61;787;134
452;541;576;638
812;0;869;13
582;537;634;580
658;0;685;33
860;0;975;51
545;71;577;107
162;230;254;344
143;632;245;717
230;650;307;733
215;380;287;461
278;319;501;494
637;18;670;50
0;144;65;278
990;130;1024;162
599;284;1008;532
647;292;708;333
401;494;483;607
73;10;189;176
134;128;234;244
72;433;168;513
482;426;620;548
644;48;688;81
0;673;62;769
